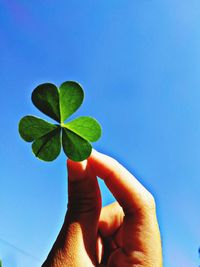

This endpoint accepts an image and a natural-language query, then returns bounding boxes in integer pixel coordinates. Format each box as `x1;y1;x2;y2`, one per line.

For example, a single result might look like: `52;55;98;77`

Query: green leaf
64;116;102;142
32;127;61;161
59;81;84;122
62;128;92;161
32;83;60;122
19;115;57;142
19;80;102;163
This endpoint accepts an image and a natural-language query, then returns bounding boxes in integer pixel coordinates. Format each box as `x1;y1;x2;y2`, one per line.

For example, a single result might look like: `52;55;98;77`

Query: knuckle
68;194;100;215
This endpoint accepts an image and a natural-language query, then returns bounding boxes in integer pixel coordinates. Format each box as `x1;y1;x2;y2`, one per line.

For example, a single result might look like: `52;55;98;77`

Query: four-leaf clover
19;81;102;162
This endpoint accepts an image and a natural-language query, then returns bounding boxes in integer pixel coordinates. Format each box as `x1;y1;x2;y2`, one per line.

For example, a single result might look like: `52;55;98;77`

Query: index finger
88;150;155;215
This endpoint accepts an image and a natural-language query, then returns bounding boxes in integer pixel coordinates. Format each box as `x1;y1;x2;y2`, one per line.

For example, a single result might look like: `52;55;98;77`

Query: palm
98;227;123;266
97;202;132;266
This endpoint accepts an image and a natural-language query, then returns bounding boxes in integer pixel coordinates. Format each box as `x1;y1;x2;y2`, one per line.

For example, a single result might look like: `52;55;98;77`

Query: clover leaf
19;81;102;162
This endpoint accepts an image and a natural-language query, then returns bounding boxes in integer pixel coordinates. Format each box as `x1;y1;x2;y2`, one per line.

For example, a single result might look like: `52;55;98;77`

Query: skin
42;150;162;267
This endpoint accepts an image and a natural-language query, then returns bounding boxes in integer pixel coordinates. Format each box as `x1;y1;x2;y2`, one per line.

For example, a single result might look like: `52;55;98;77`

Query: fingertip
67;159;88;181
90;149;113;161
67;158;87;169
88;149;117;177
89;149;105;162
90;148;99;156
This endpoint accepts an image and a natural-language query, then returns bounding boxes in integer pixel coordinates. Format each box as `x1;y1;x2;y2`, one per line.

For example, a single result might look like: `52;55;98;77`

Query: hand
42;150;162;267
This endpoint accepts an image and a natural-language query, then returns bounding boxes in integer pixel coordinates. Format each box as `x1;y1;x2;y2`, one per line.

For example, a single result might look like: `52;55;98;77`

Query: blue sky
0;0;200;266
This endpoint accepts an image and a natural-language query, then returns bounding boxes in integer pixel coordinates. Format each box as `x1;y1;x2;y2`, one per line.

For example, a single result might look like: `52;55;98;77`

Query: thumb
67;159;101;218
66;159;102;264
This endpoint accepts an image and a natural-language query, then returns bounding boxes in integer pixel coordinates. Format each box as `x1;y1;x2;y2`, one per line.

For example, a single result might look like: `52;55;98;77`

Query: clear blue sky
0;1;200;266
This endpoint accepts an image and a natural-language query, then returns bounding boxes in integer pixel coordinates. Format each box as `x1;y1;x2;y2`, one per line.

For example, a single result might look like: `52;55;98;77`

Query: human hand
42;150;162;267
